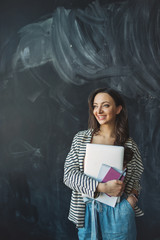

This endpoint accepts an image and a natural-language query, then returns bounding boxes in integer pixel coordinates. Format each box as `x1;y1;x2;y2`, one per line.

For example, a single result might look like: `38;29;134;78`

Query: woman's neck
91;124;116;145
99;124;116;138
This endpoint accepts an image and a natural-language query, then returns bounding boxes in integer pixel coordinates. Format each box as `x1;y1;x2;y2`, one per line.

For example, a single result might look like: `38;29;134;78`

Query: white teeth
98;116;106;120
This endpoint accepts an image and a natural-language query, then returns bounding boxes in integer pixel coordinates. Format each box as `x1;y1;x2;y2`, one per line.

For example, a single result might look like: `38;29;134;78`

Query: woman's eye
93;105;97;109
104;104;110;107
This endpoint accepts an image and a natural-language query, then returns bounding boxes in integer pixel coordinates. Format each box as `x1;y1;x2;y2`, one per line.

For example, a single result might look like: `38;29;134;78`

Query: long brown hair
88;88;133;165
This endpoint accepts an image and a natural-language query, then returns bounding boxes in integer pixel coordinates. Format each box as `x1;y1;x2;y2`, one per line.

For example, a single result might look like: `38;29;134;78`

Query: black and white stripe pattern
64;129;144;228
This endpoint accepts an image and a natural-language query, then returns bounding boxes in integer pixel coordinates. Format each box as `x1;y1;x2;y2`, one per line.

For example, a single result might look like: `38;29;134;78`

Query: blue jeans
78;198;137;240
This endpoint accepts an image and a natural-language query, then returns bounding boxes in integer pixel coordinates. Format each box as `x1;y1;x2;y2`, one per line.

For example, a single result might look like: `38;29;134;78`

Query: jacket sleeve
130;141;144;194
63;132;99;198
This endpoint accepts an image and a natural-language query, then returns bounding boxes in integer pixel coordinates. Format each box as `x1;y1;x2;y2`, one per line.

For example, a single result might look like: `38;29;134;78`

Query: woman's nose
97;106;103;113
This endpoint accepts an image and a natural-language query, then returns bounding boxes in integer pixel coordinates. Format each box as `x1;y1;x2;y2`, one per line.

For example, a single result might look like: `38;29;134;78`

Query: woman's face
93;92;122;126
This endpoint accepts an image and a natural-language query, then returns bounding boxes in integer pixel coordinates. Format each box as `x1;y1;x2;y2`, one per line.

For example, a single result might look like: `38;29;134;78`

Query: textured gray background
0;0;160;239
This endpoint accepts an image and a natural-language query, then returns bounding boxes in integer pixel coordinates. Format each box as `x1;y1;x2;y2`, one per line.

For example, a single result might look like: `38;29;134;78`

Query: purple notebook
102;167;122;182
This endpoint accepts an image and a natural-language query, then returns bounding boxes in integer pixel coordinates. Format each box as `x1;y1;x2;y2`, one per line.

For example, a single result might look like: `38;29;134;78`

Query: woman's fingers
103;180;125;197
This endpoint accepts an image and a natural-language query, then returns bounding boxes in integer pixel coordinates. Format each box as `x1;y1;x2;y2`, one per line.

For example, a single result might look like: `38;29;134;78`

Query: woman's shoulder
74;129;93;138
72;129;92;145
125;137;139;151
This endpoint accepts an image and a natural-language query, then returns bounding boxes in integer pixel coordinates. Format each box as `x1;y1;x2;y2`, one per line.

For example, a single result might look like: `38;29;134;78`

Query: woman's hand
127;194;138;209
97;180;125;197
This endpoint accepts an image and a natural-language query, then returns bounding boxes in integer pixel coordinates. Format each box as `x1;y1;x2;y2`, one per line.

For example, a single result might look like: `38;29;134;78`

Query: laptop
83;143;124;207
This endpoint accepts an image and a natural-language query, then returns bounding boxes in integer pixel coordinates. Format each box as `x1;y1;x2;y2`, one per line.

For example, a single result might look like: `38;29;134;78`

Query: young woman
64;88;144;240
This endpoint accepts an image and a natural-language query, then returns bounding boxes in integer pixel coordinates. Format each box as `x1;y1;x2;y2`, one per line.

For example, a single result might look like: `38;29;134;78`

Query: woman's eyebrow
93;101;110;105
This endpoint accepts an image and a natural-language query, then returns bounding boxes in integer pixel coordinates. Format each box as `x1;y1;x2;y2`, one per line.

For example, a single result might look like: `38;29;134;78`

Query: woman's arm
63;132;99;198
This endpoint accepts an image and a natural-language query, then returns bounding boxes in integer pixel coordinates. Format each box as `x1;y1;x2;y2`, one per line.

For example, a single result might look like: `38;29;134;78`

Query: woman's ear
116;105;122;115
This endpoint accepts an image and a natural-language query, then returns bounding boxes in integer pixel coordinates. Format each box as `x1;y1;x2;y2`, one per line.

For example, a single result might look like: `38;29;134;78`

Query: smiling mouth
97;115;106;120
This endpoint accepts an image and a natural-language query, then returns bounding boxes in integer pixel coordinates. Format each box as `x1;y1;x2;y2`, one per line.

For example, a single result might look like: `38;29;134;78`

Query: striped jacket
64;129;144;228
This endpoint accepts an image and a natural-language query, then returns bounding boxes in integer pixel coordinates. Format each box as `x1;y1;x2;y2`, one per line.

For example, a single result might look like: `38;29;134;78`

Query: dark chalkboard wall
0;0;160;239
